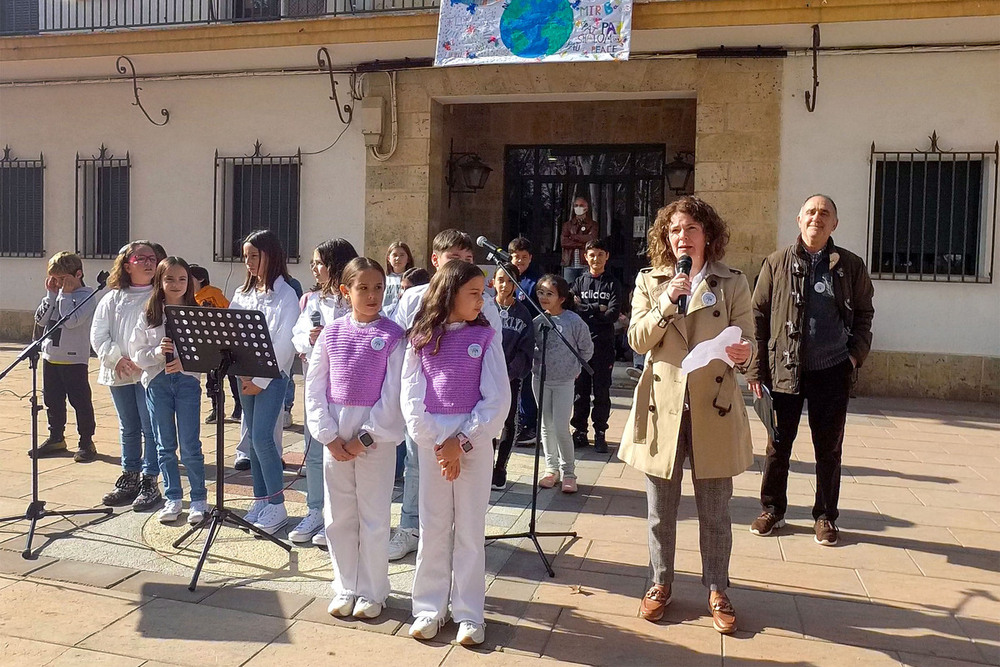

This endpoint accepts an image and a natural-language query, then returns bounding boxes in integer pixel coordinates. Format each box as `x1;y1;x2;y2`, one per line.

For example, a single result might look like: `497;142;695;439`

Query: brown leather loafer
709;593;737;634
639;584;671;622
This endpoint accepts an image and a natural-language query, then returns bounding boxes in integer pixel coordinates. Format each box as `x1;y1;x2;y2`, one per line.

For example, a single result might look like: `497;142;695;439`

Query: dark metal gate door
504;144;665;298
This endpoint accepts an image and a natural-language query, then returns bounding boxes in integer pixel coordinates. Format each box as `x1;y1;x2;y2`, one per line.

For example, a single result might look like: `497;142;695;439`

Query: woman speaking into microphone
619;196;755;634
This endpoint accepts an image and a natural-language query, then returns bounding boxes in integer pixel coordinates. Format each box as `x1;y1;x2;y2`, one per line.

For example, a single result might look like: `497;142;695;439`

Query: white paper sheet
680;325;743;374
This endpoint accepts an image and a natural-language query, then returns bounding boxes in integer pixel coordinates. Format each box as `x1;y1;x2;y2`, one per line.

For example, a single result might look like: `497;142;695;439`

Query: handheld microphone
310;311;322;328
97;270;110;289
476;236;511;262
676;254;693;314
163;337;174;364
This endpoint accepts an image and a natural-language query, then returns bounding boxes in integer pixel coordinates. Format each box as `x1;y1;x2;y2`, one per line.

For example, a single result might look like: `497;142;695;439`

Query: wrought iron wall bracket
804;24;820;113
116;56;169;126
317;47;354;126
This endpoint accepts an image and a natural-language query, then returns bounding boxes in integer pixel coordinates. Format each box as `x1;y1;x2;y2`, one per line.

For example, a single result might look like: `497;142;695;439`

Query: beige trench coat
617;261;755;480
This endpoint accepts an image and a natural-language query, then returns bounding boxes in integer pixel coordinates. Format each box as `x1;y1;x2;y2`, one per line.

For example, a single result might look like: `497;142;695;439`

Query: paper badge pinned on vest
702;292;717;307
468;343;483;358
371;337;386;351
680;325;743;374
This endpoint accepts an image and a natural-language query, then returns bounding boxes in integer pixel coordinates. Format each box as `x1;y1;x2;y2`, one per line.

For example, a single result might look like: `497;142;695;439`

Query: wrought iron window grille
0;145;45;258
76;145;130;260
214;141;302;263
867;132;998;283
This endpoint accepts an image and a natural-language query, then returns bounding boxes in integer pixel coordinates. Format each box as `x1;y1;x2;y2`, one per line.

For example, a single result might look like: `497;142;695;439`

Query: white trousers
411;440;493;625
322;441;396;603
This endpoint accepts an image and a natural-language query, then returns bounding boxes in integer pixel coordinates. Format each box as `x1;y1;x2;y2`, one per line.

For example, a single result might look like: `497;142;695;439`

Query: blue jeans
240;374;288;505
399;432;420;531
146;373;207;502
284;375;295;411
303;426;323;512
518;379;538;431
109;383;159;477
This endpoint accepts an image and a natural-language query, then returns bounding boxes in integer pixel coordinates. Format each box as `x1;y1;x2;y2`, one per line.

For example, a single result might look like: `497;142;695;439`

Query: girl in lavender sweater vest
401;262;510;646
305;257;406;621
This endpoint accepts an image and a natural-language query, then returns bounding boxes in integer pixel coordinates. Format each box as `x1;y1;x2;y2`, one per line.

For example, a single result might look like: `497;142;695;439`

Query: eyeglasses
129;254;158;265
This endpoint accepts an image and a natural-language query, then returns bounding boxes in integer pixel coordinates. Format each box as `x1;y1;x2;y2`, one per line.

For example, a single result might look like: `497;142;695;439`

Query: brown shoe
709;592;737;634
814;518;839;546
639;584;671;622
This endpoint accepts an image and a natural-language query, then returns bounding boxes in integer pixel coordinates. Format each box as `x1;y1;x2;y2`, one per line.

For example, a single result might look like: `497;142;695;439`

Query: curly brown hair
408;261;488;354
647;196;730;270
107;240;167;290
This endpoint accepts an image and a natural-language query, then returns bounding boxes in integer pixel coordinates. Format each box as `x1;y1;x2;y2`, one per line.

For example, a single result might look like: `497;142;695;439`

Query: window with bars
0;0;39;35
868;134;998;283
76;146;131;259
0;147;45;257
214;142;301;263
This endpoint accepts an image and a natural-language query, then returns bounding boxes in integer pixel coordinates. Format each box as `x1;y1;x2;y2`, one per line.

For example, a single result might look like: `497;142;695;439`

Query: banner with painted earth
434;0;632;66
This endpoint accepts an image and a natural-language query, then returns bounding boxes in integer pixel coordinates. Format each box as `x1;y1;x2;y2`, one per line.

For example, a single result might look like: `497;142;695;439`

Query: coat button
710;280;717;287
648;405;655;413
652;374;660;381
713;310;721;317
718;409;727;417
715;376;723;383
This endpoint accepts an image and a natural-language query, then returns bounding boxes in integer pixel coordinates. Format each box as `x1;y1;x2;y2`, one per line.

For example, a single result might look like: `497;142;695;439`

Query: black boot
594;431;608;454
205;408;218;424
132;475;163;512
28;434;67;458
492;467;508;490
73;438;97;463
572;430;589;449
102;471;141;506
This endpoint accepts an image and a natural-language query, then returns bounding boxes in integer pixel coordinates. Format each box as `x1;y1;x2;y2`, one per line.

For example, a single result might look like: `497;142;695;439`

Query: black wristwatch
457;433;473;453
358;431;375;448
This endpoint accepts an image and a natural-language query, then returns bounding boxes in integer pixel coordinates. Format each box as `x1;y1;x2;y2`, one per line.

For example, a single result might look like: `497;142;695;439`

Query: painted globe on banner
499;0;574;59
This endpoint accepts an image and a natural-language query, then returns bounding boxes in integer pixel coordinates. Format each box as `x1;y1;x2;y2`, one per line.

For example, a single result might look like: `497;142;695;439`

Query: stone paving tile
722;632;902;666
294;595;409;635
531;569;648;617
79;597;292;667
47;647;146;666
953;615;1000;666
858;568;1000;621
906;545;1000;586
898;652;998;667
777;533;924;575
728;554;869;599
110;569;218;603
0;547;57;576
947;527;1000;550
31;558;138;588
199;583;314;619
0;635;70;667
874;501;997;532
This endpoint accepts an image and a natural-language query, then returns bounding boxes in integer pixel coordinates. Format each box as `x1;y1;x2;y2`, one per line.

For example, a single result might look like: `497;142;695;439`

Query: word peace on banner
435;0;633;67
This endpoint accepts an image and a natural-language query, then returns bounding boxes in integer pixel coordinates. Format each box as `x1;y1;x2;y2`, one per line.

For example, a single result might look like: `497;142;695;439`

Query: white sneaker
188;500;209;526
287;508;324;543
243;499;267;525
456;621;486;646
352;597;383;619
327;593;356;617
388;527;419;561
282;409;293;429
253;502;288;535
409;614;444;640
312;530;327;548
157;499;183;523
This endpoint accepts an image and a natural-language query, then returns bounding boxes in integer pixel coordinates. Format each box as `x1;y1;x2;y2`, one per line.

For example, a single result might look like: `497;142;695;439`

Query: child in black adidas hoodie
570;238;622;454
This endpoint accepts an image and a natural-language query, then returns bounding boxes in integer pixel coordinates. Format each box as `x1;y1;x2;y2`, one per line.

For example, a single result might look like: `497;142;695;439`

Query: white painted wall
779;49;1000;356
0;62;367;313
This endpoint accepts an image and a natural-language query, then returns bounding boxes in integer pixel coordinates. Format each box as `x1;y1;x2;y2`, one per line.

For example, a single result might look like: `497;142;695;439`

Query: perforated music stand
163;305;291;591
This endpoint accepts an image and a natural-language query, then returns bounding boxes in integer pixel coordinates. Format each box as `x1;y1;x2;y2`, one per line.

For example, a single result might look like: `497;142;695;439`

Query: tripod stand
165;306;291;591
0;273;113;559
481;246;594;577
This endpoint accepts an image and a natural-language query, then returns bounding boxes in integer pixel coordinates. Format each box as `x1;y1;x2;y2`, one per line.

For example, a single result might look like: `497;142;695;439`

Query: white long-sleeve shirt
291;291;351;358
128;314;199;388
305;317;406;447
400;321;510;451
90;285;154;387
229;276;300;390
392;281;503;335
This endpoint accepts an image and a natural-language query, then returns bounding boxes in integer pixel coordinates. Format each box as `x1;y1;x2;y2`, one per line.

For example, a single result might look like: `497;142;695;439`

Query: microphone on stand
676;254;693;314
96;270;110;289
476;236;511;262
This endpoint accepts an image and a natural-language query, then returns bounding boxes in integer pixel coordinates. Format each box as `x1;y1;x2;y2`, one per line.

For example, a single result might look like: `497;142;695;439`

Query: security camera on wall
361;96;384;147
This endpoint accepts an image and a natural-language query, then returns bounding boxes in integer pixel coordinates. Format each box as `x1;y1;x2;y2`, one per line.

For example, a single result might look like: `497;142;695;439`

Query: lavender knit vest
325;317;405;407
419;325;495;414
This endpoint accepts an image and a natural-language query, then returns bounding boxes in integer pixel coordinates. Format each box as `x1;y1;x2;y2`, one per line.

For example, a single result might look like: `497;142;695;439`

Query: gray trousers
646;410;733;591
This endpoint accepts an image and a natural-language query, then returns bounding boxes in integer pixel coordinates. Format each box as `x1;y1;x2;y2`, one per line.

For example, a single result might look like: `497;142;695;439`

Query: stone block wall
857;351;999;404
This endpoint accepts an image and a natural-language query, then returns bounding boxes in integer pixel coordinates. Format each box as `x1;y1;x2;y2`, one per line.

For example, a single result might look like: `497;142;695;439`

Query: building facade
1;0;998;401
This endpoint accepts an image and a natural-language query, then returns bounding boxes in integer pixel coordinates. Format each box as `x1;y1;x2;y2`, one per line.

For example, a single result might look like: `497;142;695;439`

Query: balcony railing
0;0;439;35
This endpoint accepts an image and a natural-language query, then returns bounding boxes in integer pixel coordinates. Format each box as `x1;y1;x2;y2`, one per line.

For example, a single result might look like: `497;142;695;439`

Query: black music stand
163;305;291;591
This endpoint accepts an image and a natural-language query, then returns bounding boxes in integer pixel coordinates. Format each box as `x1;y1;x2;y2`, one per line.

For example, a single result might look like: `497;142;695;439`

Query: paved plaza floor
0;343;997;666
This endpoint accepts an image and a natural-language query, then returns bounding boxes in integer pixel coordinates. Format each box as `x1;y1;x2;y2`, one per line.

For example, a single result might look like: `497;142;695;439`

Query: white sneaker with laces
409;614;444;640
388;527;419;561
352;597;383;619
288;508;324;543
456;621;486;646
312;530;327;548
157;499;183;524
188;500;209;526
253;502;288;535
282;409;292;429
243;499;267;525
327;593;356;617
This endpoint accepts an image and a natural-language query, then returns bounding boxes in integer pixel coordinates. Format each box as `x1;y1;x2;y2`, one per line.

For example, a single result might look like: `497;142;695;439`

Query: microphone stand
483;248;593;577
0;276;114;559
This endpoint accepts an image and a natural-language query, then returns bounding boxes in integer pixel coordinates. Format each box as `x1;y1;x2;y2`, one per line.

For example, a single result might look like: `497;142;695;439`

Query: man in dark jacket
571;238;623;454
747;194;875;547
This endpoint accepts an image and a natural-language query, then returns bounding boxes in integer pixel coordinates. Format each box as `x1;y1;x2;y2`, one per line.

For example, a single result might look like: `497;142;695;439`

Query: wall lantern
447;139;493;207
665;151;695;195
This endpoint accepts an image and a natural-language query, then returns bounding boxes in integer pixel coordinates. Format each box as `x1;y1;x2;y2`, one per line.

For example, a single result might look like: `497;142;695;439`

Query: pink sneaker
561;477;578;494
539;473;558;488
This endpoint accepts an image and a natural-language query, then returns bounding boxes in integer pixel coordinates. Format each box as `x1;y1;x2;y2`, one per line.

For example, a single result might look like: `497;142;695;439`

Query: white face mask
574;206;587;216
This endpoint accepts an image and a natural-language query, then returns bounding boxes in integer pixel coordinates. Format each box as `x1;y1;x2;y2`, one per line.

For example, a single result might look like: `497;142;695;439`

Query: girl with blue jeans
290;238;357;545
130;256;208;525
91;240;165;511
230;230;301;536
